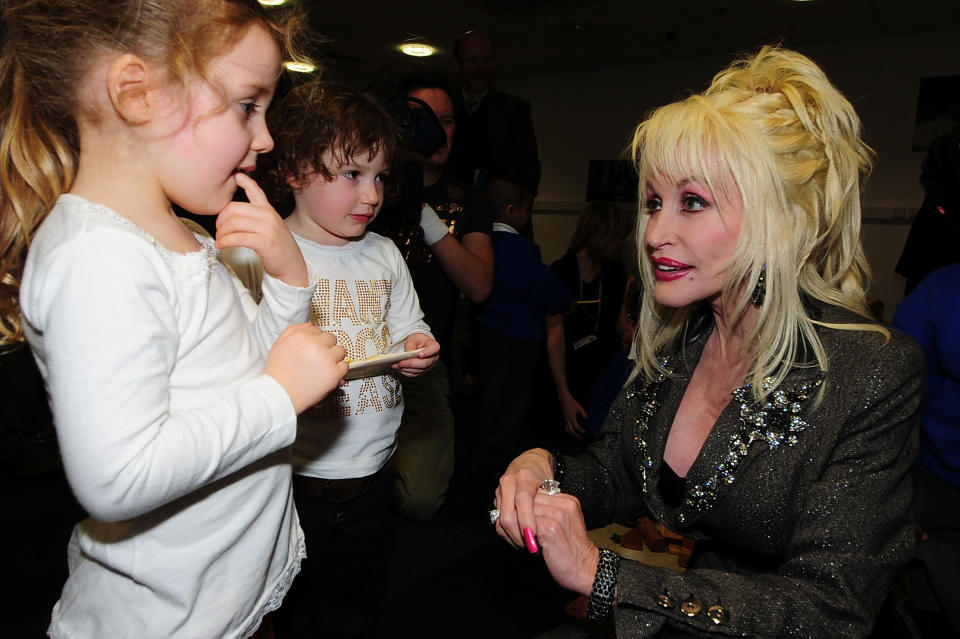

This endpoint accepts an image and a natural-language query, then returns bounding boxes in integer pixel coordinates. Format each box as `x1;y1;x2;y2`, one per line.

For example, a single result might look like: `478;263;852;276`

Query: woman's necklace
576;254;602;335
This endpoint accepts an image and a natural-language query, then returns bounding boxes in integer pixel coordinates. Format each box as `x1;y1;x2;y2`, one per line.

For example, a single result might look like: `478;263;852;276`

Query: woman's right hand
494;449;553;549
265;323;347;414
532;492;600;597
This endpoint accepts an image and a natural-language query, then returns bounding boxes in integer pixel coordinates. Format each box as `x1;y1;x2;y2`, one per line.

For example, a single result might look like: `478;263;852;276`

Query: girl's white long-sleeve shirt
21;194;313;639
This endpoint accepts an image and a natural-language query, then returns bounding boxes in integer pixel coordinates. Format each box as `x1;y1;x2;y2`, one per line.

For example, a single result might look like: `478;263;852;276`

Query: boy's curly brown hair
257;78;404;215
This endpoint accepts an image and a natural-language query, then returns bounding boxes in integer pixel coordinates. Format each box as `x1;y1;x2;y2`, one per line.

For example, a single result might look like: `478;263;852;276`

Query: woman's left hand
393;333;439;377
533;492;600;597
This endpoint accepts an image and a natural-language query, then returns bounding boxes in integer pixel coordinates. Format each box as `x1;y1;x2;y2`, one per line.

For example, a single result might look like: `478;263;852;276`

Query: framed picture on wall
586;159;638;203
913;75;960;152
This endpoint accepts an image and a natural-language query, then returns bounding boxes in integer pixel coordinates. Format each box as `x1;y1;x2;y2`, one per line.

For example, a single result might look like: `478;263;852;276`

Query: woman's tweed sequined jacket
563;305;923;638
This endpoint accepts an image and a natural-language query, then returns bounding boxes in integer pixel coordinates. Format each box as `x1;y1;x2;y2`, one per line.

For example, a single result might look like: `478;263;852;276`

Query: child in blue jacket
472;176;573;480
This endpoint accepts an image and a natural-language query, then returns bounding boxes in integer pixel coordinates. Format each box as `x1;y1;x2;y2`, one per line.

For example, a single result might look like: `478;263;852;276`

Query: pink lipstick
652;257;692;282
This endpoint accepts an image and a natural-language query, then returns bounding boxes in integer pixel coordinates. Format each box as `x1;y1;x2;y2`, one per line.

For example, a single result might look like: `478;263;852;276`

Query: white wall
498;30;960;320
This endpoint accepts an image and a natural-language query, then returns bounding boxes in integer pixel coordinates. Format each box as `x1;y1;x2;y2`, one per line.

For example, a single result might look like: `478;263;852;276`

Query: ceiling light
258;0;286;6
400;43;436;57
284;60;316;73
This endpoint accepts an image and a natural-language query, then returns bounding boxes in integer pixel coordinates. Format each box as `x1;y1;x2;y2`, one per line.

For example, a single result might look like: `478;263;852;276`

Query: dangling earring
751;265;766;307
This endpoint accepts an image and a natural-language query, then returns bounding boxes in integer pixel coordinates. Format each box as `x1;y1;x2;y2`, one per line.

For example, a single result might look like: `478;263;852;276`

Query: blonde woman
494;46;923;638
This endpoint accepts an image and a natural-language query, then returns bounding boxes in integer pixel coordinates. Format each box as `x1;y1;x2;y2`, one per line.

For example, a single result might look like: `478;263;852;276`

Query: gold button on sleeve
707;604;729;625
680;600;701;617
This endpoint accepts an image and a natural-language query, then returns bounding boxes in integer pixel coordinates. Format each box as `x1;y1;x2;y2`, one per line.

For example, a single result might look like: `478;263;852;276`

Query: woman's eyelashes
681;193;710;212
643;190;712;214
643;195;662;213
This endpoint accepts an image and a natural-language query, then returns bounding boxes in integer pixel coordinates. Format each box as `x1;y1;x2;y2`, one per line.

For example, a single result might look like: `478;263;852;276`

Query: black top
658;462;686;510
895;195;960;295
550;251;627;403
375;175;491;350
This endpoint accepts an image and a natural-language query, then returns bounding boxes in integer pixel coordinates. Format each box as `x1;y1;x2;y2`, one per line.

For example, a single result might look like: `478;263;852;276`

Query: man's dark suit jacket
453;88;540;194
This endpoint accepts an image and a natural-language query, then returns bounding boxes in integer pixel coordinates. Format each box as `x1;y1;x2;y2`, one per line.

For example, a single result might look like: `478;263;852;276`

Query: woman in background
546;201;632;441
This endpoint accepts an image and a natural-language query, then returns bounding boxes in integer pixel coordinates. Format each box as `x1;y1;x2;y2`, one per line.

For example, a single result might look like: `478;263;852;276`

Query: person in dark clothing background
895;133;960;294
893;262;960;637
372;72;494;521
451;30;540;195
472;175;572;482
545;201;633;442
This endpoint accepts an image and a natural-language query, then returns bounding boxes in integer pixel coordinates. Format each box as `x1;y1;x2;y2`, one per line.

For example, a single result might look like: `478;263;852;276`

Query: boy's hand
215;173;308;288
393;333;439;377
265;323;347;414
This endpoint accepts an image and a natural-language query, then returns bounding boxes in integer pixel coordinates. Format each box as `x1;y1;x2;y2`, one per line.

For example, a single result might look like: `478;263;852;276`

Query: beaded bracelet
586;548;621;622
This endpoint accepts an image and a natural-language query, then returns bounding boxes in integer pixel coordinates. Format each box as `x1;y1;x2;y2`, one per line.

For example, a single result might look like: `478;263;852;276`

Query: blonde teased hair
0;0;303;348
630;45;885;401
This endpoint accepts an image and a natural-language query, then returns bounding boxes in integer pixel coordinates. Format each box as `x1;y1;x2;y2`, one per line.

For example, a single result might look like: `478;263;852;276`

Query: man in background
452;30;540;196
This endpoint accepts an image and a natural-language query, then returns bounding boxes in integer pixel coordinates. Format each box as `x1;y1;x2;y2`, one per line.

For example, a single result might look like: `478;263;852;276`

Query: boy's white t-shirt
291;230;432;480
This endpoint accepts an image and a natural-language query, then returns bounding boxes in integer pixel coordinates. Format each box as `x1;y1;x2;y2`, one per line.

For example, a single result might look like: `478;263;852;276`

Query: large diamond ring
489;508;500;525
541;478;561;495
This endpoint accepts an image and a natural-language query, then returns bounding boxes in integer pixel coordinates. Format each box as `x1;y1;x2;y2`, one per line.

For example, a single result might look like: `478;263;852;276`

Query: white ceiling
301;0;960;83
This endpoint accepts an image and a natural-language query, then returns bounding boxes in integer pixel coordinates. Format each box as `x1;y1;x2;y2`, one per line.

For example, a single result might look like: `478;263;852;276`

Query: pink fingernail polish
523;526;539;554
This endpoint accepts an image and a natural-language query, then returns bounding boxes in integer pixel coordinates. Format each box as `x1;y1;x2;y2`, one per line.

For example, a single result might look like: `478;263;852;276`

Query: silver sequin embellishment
630;359;670;493
677;377;823;523
629;357;823;524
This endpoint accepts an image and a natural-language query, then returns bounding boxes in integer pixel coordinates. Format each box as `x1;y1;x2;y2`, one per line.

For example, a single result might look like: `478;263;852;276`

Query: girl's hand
265;323;347;413
393;333;439;377
494;449;553;550
215;173;308;288
533;492;600;597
